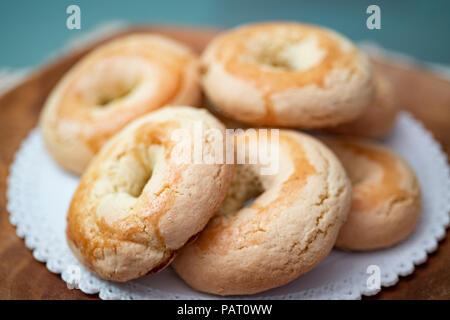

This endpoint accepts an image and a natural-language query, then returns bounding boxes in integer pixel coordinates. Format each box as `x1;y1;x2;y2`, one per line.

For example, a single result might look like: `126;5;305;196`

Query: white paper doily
7;112;450;300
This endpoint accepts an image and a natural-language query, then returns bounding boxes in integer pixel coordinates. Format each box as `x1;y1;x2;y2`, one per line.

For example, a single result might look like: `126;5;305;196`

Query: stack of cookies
39;22;422;296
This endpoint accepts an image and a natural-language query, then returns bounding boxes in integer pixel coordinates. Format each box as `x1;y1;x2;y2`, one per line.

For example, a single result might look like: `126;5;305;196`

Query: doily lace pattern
7;112;450;299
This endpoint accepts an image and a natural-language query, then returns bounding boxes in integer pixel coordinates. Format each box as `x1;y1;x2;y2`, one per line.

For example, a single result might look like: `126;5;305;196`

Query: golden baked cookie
66;107;233;281
326;73;398;138
40;34;201;174
173;130;352;295
201;22;374;128
322;137;422;250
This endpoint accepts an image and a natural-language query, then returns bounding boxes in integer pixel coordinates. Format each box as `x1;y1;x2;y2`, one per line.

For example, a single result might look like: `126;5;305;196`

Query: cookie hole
246;34;326;72
131;168;153;198
258;49;295;70
218;164;264;215
77;56;145;108
243;197;257;207
96;82;138;107
112;145;165;198
95;144;166;224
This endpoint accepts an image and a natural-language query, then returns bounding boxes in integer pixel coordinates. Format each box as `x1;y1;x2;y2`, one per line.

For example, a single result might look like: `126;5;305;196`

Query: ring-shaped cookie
326;73;398;138
66;107;233;281
173;130;352;295
40;34;201;174
322;137;421;250
201;22;374;128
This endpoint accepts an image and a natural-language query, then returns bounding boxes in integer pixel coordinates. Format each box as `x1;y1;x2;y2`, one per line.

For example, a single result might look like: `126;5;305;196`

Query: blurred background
0;0;449;68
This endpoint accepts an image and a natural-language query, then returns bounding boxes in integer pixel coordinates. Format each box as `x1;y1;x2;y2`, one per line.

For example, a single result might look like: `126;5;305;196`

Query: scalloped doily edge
6;112;450;300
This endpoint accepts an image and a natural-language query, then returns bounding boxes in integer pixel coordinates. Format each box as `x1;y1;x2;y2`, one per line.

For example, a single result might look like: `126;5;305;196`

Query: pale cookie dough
40;34;201;174
326;73;398;138
66;107;233;281
173;130;352;295
201;22;374;128
322;137;422;251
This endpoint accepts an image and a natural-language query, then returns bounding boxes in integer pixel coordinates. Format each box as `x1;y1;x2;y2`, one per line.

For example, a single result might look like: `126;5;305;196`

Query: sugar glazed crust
322;137;422;250
326;73;398;138
173;130;352;295
66;107;234;281
40;34;201;174
201;22;374;128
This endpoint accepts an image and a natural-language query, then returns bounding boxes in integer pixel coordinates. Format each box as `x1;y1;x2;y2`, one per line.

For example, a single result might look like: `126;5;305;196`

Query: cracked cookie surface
173;130;352;295
40;33;201;174
322;136;422;250
66;107;233;281
325;73;398;138
201;22;373;128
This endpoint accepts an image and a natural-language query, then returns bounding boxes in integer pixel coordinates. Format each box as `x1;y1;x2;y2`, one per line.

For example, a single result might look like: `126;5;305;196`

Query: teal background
0;0;449;68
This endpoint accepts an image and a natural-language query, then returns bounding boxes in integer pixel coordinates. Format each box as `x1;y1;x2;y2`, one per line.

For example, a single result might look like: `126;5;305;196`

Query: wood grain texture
0;26;449;300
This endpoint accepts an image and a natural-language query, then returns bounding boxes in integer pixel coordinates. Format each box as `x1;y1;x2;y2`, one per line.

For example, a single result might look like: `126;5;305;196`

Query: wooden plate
0;26;449;299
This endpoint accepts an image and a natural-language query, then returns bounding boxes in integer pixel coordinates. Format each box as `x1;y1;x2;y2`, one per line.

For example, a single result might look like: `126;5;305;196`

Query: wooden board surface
0;26;449;300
